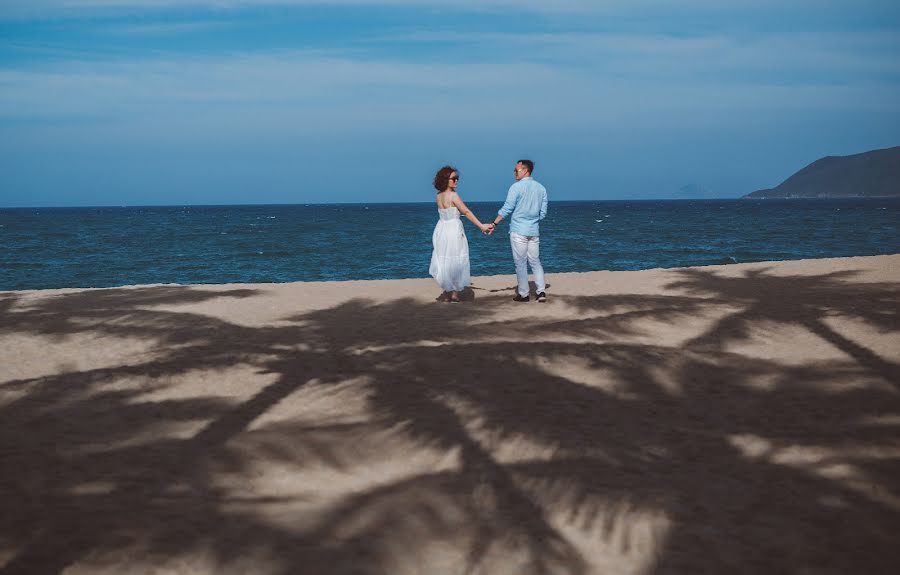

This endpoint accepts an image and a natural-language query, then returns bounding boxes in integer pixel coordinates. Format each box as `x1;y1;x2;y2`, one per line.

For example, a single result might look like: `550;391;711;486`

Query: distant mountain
744;146;900;198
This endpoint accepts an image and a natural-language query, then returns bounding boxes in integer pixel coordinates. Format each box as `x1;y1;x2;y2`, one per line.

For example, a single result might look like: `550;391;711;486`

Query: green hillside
745;146;900;198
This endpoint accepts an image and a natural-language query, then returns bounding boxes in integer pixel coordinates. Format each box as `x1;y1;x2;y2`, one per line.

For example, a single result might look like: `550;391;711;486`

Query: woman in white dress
429;165;494;303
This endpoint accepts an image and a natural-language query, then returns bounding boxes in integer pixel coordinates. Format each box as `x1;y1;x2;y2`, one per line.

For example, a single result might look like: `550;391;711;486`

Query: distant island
744;145;900;198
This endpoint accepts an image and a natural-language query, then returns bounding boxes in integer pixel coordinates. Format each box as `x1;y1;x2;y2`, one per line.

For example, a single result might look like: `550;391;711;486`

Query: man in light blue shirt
489;159;548;302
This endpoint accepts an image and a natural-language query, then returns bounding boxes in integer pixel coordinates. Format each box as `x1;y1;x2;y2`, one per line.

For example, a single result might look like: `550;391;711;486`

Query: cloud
5;0;898;8
0;53;559;116
0;0;602;19
102;21;227;35
5;0;898;134
6;0;894;21
0;0;622;13
3;41;895;143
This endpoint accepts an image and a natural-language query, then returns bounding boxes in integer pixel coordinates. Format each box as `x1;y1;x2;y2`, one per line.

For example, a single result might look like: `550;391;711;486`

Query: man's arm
497;184;519;221
539;186;548;220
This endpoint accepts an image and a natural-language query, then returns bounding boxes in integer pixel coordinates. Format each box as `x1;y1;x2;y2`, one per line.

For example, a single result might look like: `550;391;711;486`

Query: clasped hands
482;222;496;235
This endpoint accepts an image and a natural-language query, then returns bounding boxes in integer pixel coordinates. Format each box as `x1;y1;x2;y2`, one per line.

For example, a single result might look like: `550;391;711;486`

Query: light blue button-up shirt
498;177;548;237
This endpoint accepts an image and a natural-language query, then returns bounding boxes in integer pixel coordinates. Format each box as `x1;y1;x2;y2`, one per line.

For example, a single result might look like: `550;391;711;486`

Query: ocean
2;199;899;291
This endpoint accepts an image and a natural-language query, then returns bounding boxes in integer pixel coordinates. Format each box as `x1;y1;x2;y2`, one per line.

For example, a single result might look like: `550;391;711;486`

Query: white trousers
510;232;545;297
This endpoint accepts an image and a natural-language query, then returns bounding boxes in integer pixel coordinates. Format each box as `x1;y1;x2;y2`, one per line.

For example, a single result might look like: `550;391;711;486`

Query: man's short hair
518;159;534;174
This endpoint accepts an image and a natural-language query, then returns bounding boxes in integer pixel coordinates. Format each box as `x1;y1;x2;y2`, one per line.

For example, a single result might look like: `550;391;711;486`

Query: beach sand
1;255;899;574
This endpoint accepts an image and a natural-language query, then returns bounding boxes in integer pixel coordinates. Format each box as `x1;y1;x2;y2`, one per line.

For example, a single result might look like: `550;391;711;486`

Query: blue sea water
1;199;899;291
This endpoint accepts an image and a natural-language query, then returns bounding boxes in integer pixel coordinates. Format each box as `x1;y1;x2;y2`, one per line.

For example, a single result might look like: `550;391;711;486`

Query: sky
1;1;899;207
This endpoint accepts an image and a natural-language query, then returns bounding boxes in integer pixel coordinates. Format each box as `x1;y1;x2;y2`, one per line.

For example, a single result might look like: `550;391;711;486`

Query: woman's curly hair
433;165;457;192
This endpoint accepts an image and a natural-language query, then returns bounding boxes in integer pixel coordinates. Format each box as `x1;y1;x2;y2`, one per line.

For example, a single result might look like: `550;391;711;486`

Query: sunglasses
450;176;459;181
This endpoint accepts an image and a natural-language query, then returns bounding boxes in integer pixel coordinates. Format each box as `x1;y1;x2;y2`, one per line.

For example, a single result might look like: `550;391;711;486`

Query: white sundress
429;207;470;292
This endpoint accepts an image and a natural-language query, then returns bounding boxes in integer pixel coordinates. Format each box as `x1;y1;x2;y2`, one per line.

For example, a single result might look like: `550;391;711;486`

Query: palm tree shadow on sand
0;264;898;574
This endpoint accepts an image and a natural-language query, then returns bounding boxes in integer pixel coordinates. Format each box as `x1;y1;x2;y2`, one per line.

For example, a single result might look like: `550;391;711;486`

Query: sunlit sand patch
822;314;900;361
248;376;375;430
350;339;462;354
722;320;863;364
645;361;685;395
733;370;782;391
624;304;743;348
37;364;290;449
729;434;900;509
220;418;464;530
0;332;159;383
438;393;621;471
133;362;283;403
553;494;672;575
514;353;645;398
317;486;479;575
728;433;774;459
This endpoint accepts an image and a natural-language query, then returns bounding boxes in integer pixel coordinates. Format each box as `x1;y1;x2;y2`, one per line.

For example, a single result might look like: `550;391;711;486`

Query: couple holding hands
429;159;548;304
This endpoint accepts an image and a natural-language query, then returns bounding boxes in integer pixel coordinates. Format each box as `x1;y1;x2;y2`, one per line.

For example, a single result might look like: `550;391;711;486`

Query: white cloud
0;0;612;12
3;6;897;144
0;53;567;132
103;21;226;35
0;0;600;19
3;45;895;139
381;28;900;86
7;0;893;19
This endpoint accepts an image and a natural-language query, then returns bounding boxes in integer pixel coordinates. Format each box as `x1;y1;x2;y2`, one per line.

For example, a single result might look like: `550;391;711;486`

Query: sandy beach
1;254;899;574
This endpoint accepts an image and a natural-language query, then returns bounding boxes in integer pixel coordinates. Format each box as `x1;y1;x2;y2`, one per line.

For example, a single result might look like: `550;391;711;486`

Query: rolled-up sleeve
540;187;548;220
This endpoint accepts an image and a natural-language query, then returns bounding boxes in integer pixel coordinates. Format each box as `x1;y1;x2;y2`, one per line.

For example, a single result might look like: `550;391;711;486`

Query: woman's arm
452;194;491;232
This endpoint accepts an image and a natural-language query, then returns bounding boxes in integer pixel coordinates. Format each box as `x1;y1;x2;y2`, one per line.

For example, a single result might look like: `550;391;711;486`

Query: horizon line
2;197;809;210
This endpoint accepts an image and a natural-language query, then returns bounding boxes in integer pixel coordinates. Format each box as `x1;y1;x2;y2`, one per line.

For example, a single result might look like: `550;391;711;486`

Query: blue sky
1;1;899;207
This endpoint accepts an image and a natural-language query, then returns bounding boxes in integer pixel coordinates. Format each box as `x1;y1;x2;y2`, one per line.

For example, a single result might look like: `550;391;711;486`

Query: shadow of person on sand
0;265;898;574
435;286;477;303
488;280;552;295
